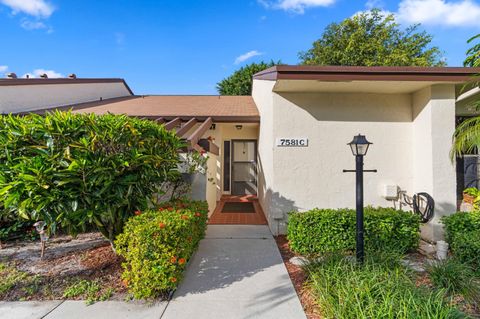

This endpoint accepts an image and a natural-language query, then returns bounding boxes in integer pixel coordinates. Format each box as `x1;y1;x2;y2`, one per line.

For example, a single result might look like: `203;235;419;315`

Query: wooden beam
198;139;220;156
208;141;220;156
187;117;213;148
164;117;182;130
175;118;197;138
155;117;165;123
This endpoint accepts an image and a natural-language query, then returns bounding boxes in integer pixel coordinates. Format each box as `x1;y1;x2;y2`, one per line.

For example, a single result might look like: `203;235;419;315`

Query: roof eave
253;66;480;83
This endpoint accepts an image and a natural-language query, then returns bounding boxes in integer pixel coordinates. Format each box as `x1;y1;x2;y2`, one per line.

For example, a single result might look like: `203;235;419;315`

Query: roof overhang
0;78;134;95
254;66;480;94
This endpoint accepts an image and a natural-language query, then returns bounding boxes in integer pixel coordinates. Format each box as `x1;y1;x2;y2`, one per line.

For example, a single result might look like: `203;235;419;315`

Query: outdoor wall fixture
343;134;377;264
235;125;243;130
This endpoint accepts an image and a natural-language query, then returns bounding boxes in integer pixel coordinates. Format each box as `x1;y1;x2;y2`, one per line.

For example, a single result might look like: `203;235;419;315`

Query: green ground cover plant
287;207;420;256
115;200;208;299
0;262;41;298
63;279;113;305
442;212;480;272
0;112;182;243
306;253;467;319
426;258;480;302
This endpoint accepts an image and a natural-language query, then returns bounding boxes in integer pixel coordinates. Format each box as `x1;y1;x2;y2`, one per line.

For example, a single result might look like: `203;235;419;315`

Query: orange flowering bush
115;200;208;299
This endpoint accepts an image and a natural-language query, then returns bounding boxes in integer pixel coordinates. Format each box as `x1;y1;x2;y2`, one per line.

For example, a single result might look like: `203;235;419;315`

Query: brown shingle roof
70;95;259;122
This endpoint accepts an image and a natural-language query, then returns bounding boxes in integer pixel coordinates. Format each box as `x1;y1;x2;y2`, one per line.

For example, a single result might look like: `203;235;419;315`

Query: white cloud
396;0;480;27
20;18;49;30
234;50;264;64
0;65;8;73
23;69;63;78
258;0;335;14
366;0;384;9
0;0;54;18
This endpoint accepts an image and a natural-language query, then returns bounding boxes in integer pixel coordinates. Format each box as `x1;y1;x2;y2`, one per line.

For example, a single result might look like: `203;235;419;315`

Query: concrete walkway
0;225;306;319
164;225;306;319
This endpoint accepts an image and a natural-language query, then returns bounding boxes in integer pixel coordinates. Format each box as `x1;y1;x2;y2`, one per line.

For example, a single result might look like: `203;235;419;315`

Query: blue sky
1;0;480;95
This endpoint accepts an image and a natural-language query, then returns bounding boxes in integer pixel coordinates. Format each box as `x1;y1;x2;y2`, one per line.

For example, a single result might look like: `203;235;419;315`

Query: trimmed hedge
442;211;480;272
115;200;208;299
287;207;420;256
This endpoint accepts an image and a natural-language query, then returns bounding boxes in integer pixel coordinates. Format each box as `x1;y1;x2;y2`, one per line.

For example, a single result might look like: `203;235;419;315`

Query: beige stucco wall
413;85;457;241
253;79;457;240
252;80;276;229
0;82;131;113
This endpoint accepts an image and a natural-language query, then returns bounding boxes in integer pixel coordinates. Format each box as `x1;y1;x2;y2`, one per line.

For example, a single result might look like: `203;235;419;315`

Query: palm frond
451;116;480;160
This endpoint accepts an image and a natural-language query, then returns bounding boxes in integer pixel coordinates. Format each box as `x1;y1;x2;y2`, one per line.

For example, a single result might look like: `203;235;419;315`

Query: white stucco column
412;84;457;242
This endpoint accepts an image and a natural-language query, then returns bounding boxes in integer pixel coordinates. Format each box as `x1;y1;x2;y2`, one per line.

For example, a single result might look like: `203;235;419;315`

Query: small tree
217;61;279;95
0;112;183;243
299;9;445;67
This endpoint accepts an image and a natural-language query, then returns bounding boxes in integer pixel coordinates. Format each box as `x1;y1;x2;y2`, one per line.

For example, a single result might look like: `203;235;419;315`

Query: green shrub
0;112;183;242
287;207;420;256
306;253;466;319
426;258;480;301
450;231;480;273
442;212;480;271
115;200;208;299
442;211;480;243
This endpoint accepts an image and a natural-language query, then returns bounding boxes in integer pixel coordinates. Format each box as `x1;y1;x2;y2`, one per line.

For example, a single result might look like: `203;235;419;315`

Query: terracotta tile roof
70;95;259;122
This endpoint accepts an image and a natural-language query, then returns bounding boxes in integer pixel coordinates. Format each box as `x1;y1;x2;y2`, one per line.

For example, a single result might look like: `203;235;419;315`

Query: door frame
230;139;258;195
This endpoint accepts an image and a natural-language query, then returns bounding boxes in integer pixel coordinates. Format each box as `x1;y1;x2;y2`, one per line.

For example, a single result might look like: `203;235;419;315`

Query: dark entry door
232;140;257;195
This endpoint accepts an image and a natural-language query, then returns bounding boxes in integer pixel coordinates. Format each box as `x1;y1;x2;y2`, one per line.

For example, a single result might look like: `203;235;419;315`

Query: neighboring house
0;77;133;114
1;65;480;242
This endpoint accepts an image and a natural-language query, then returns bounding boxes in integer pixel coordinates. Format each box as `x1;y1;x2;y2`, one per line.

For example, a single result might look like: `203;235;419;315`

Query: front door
231;140;257;195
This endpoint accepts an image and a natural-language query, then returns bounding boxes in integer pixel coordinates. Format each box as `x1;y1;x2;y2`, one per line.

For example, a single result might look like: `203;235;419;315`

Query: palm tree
452;34;480;160
451;117;480;160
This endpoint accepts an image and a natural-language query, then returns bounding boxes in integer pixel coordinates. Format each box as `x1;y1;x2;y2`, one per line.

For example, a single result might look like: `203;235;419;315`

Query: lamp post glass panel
347;134;373;264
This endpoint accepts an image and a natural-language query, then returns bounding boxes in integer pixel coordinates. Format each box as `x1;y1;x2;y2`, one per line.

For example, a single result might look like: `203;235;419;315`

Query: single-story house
2;65;480;242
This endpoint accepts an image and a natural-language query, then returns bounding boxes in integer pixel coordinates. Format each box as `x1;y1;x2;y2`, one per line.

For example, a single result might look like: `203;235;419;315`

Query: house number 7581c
275;138;309;147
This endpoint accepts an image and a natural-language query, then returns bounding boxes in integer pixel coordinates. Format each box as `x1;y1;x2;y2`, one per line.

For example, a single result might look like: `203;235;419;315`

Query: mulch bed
274;235;322;319
0;233;127;301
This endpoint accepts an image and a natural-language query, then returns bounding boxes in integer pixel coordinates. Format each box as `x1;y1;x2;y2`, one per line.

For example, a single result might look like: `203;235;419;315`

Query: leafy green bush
442;212;480;271
426;258;480;302
287;207;420;256
450;231;480;273
442;211;480;242
306;253;466;319
0;112;182;242
115;200;208;299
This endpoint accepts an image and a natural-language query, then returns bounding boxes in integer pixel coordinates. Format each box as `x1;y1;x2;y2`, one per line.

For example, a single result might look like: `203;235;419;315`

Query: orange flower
178;258;186;265
167;207;174;211
170;277;177;283
134;210;142;216
158;207;164;211
122;279;129;287
159;222;166;229
170;256;177;263
195;212;201;217
187;236;192;242
181;215;189;220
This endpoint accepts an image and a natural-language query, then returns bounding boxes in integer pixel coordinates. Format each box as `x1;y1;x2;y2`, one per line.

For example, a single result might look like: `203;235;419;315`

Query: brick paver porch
208;195;268;225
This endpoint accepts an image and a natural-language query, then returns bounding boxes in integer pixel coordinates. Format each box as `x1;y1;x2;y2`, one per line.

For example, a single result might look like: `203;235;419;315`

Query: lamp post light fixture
343;134;376;264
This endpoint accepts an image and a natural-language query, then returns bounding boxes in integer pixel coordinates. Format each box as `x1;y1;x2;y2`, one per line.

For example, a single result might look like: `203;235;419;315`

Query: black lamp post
343;134;376;264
